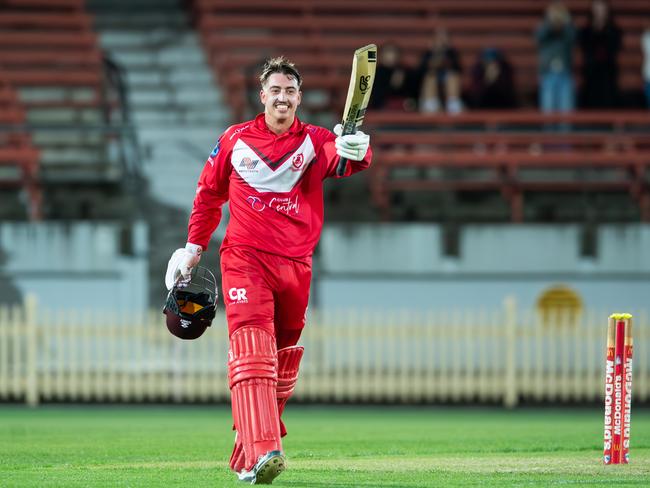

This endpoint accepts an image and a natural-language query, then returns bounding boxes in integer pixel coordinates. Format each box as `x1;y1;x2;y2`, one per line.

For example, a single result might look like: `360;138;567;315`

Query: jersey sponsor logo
228;287;248;304
239;157;259;171
245;194;300;215
246;195;266;212
180;318;191;328
270;195;300;215
291;153;304;171
231;136;316;193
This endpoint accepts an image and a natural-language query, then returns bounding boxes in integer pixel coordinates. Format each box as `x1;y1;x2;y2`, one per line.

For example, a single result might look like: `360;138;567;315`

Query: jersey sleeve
316;127;373;179
187;134;232;250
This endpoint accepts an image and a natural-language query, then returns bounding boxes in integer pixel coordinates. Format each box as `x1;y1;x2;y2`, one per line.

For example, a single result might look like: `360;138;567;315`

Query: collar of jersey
254;113;304;135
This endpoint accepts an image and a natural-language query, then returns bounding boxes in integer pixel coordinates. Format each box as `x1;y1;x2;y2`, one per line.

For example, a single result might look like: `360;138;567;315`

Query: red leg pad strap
277;345;304;437
228;326;282;470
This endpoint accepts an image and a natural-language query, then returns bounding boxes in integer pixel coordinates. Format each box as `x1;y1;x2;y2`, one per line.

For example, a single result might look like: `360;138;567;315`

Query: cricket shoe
237;450;285;484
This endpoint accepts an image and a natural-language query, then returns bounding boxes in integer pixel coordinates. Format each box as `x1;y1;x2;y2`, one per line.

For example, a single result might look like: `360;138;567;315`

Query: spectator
469;48;517;109
578;0;622;108
417;27;464;114
535;1;576;112
643;26;650;108
370;42;417;111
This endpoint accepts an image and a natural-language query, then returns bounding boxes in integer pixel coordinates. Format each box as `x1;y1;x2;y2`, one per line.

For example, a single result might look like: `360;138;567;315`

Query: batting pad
230;344;304;472
228;326;282;471
277;345;304;437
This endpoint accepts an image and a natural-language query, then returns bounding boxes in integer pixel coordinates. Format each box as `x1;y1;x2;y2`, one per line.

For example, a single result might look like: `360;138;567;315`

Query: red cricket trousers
220;246;311;348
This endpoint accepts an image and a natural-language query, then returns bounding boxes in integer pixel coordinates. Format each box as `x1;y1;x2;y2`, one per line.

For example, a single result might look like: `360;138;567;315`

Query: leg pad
277;345;304;437
228;326;282;471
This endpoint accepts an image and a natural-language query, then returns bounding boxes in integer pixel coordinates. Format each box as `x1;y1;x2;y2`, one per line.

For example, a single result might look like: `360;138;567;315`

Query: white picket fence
0;296;648;407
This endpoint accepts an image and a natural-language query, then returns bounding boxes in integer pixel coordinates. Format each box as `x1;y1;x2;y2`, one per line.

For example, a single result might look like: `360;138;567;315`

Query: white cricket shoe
237;450;285;484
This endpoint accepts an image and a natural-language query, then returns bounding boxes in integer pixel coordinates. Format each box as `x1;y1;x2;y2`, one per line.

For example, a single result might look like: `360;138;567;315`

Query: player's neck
264;114;294;135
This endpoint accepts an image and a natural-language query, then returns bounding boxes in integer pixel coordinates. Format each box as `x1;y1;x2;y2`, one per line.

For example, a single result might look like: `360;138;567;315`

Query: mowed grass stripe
1;406;649;487
11;451;650;471
27;452;650;474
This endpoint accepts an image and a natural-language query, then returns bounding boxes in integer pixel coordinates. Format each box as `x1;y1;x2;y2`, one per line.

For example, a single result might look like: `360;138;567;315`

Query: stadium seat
365;111;650;222
188;0;650;222
192;0;647;119
0;0;131;204
0;81;41;219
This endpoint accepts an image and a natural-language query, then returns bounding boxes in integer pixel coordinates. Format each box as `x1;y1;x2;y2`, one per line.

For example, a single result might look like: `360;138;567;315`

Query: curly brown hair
259;56;302;88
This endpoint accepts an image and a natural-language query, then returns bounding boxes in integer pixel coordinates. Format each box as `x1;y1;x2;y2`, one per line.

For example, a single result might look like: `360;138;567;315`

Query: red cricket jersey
187;113;372;259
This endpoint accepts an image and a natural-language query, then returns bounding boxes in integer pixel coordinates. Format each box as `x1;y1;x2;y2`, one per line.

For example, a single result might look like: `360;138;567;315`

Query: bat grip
336;121;357;177
336;156;349;177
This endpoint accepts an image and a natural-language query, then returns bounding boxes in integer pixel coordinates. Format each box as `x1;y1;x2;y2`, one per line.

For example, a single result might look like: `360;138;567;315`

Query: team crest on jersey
239;157;259;171
291;153;305;171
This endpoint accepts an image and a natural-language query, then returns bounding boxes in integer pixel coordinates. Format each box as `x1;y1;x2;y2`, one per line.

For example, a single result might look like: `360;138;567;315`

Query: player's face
260;73;302;122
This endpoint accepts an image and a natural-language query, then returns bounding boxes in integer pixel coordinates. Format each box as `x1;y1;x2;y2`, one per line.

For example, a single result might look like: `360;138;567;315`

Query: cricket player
165;57;372;484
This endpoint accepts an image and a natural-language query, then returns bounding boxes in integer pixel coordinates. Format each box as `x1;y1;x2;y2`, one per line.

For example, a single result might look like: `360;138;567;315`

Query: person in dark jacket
578;0;622;108
370;42;417;111
417;27;464;114
469;48;517;109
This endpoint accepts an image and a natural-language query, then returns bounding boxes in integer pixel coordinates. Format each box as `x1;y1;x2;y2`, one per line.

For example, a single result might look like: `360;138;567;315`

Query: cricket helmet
163;266;217;340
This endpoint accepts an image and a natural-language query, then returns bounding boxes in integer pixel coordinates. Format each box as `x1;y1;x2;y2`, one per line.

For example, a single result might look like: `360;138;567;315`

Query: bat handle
336;156;349;177
336;121;356;177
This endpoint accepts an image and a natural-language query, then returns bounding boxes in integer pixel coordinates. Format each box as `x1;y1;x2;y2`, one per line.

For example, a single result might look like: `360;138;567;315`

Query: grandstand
191;0;650;223
366;111;650;222
193;0;647;115
1;0;648;225
0;0;140;221
0;0;648;304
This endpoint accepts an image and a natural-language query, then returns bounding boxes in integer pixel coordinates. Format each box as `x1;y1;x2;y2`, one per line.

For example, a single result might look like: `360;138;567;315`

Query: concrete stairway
88;0;230;211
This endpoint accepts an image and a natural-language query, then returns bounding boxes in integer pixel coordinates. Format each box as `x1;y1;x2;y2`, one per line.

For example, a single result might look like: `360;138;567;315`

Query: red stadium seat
192;0;648;119
0;82;42;219
189;0;650;222
364;111;650;222
0;0;111;218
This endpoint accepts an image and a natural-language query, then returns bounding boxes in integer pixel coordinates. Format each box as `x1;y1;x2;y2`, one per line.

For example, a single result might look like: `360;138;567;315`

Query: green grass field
1;405;648;487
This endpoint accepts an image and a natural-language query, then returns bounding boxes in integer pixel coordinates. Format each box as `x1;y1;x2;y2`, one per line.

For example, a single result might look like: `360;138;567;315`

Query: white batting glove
164;243;202;290
334;124;370;161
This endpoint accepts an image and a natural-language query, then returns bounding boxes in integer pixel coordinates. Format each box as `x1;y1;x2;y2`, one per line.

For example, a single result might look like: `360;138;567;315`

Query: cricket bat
335;44;377;177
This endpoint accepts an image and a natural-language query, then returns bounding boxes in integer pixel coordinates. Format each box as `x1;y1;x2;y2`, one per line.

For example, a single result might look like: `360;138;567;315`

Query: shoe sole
253;452;285;484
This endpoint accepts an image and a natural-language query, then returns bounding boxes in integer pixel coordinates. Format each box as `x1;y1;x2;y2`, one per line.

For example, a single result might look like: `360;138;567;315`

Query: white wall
316;224;650;311
0;222;148;311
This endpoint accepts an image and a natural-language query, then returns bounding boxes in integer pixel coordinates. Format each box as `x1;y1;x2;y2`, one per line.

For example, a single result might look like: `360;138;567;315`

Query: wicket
603;313;633;464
